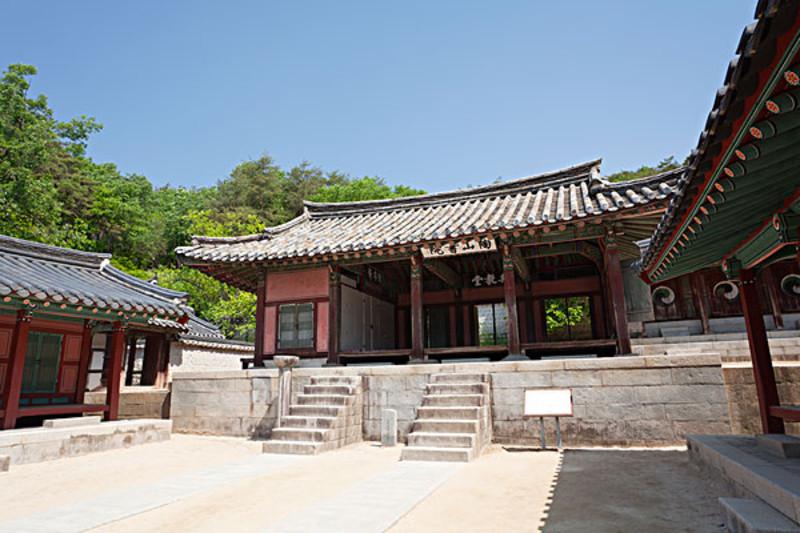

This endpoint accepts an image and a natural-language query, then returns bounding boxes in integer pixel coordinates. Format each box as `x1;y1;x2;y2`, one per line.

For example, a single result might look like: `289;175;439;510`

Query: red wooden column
105;321;126;421
327;265;341;365
124;335;137;386
2;309;33;430
762;268;784;330
75;320;94;404
502;245;523;358
409;254;426;361
603;233;632;355
690;272;711;335
739;269;785;434
254;273;267;367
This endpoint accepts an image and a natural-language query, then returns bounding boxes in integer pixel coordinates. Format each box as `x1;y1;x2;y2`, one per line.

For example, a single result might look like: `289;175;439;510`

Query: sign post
523;389;573;449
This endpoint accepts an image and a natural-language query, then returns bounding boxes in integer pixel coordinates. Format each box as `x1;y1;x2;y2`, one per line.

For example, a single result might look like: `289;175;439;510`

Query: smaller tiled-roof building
0;235;233;429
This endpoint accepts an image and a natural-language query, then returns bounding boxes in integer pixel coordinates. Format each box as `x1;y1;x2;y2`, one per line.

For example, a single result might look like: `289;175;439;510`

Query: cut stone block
401;446;472;462
381;409;397;447
757;434;800;459
42;416;102;429
719;497;800;533
660;326;690;337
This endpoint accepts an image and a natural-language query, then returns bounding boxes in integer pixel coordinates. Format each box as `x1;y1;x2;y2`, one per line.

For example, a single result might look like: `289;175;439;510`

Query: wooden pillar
603;235;632;355
739;269;785;434
75;320;94;404
124;335;137;386
155;336;171;389
502;246;522;356
690;272;711;335
762;268;784;330
254;274;267;367
105;321;126;422
448;302;458;347
462;304;472;346
327;265;341;365
141;334;163;386
1;309;32;430
409;254;425;361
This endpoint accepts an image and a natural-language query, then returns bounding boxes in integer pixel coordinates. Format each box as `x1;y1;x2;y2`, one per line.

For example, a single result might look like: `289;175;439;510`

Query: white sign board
524;389;573;417
420;237;496;259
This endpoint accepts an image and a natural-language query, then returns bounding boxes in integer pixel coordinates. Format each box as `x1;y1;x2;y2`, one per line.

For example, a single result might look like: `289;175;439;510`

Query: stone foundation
85;388;171;420
0;419;171;466
168;353;790;447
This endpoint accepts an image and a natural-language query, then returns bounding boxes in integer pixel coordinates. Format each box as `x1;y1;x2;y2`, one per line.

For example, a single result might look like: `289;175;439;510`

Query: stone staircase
401;373;491;462
262;376;362;455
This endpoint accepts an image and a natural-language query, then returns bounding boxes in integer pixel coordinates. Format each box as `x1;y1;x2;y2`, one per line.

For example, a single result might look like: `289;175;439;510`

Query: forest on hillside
0;64;679;339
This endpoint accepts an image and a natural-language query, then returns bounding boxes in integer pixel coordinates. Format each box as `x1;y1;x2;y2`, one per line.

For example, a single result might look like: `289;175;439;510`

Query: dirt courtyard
0;435;729;532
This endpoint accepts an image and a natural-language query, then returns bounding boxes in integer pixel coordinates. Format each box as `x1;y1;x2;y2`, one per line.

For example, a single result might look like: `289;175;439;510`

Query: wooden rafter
423;259;461;289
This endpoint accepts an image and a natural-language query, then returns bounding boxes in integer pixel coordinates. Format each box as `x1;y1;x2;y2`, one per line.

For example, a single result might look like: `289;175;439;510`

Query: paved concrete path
0;453;300;533
267;460;462;533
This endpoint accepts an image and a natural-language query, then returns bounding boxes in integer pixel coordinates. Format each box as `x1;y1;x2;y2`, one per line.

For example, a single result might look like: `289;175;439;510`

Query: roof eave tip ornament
99;258;111;271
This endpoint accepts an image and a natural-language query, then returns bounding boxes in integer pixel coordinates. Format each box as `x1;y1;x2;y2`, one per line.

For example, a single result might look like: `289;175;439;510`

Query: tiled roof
0;235;188;320
177;160;680;265
641;1;799;276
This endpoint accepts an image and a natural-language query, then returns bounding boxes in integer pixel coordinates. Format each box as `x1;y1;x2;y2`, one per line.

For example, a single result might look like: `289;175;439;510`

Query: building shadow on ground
539;449;731;532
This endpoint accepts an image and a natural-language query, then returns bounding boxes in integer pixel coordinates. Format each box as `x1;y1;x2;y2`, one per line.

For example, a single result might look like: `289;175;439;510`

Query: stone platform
0;418;171;467
688;434;800;531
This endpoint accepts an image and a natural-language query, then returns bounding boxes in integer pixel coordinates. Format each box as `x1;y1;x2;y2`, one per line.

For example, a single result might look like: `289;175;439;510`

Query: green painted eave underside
651;153;800;282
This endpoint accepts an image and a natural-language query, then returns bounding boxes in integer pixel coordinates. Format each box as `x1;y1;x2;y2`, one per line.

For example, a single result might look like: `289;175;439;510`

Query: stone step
310;376;361;386
422;394;484;407
408;432;475;448
412;419;478;434
719;497;800;533
296;394;353;406
270;427;327;442
263;440;321;455
431;373;488;384
401;446;472;462
416;406;481;420
756;434;800;459
426;383;487;395
303;384;354;396
281;415;338;429
289;405;342;417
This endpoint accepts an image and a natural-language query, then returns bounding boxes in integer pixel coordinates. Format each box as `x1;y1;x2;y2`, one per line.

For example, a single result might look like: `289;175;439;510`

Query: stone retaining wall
171;353;766;446
170;373;277;438
85;388;171;420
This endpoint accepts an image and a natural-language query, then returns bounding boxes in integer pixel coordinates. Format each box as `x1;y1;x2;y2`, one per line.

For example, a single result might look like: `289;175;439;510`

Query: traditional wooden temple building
642;2;800;433
0;236;190;429
178;161;682;365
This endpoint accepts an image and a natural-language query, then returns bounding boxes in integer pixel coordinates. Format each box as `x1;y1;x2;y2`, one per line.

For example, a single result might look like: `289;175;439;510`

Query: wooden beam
124;335;137;386
690;272;711;335
254;274;266;367
739;269;785;434
409;254;426;361
105;321;126;422
603;234;632;355
510;247;531;282
761;267;784;329
423;259;461;289
327;265;341;365
502;246;523;357
74;320;94;405
1;309;32;429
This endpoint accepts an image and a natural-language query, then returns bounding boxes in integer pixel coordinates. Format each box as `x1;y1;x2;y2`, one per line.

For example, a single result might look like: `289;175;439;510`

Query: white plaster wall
169;343;246;375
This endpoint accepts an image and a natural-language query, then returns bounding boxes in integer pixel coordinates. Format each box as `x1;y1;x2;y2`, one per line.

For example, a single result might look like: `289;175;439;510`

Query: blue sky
2;1;755;192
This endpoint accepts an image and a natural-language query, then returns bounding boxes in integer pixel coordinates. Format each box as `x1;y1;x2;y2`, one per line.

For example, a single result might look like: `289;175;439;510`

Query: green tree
606;156;683;182
309;176;425;203
0;64;100;244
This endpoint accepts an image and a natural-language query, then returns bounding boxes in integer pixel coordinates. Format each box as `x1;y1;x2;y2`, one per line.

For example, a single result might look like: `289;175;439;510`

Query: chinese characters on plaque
471;272;504;287
420;237;497;259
